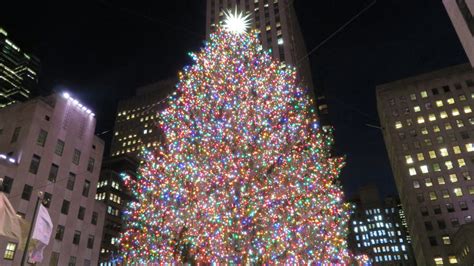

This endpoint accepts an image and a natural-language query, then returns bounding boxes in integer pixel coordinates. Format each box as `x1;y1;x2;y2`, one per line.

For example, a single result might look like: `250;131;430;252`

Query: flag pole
20;191;43;266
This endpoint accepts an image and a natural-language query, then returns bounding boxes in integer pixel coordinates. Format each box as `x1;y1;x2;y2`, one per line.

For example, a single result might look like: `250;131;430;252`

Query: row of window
408;158;471;176
405;145;474;164
424;215;472;233
415;188;472;203
413;174;473;189
395;106;473;129
420;203;473;219
387;80;474;107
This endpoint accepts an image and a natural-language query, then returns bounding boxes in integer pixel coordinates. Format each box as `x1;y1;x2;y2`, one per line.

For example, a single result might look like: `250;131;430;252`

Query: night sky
0;0;469;197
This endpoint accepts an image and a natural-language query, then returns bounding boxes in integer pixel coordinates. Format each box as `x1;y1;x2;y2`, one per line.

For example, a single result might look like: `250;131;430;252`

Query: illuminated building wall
348;185;415;265
0;93;105;266
110;79;175;159
0;27;40;109
377;64;474;266
206;0;330;123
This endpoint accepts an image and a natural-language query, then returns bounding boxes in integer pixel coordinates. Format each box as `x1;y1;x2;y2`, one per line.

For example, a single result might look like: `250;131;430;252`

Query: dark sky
0;0;468;197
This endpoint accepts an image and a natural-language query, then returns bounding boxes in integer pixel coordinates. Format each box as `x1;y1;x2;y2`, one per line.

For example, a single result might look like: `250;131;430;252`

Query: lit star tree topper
222;8;251;34
119;9;367;265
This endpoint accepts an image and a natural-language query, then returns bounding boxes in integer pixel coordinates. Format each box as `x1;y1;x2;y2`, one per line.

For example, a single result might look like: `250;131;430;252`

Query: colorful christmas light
119;25;365;264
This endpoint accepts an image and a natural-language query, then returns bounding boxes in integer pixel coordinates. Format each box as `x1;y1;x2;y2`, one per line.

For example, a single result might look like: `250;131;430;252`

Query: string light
119;26;365;264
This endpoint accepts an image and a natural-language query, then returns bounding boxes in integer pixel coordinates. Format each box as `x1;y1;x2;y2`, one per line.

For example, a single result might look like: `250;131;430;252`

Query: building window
87;235;94;249
3;242;17;260
72;149;81;165
447;203;455;213
454;188;463;197
36;129;48;147
91;212;98;225
413;180;420;188
67;172;76;190
441;189;450;199
48;164;59;182
55;225;65;241
21;185;33;201
434;257;443;265
409;168;417;176
442;235;451;245
424;178;433;187
2;176;13;194
68;256;76;266
29;154;41;174
420;165;429;174
61;200;70;215
73;231;81;245
87;158;95;173
10;127;21;143
429;191;437;201
78;206;85;220
437;176;446;185
55;139;65;156
460;201;468;211
43;192;52;208
433;205;442;214
50;252;60;266
420;91;428;98
416;193;424;203
440;148;449;157
450;174;458;183
428;236;437;246
395;121;403;129
448;256;458;264
451;218;460;227
82;180;91;197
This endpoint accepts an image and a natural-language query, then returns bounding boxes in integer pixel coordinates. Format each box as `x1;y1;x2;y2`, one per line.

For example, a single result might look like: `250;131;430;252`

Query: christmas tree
119;11;361;264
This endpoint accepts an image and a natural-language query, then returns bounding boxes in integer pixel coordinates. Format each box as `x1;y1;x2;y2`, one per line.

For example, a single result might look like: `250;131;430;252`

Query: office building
348;185;415;265
450;221;474;264
443;0;474;67
110;79;175;159
0;27;40;108
376;64;474;265
0;92;105;265
96;155;138;265
206;0;330;120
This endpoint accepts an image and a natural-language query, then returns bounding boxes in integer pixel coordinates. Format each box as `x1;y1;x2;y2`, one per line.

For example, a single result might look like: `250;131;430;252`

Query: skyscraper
348;185;415;265
206;0;329;120
377;64;474;265
0;27;40;108
443;0;474;67
110;79;175;159
0;92;105;265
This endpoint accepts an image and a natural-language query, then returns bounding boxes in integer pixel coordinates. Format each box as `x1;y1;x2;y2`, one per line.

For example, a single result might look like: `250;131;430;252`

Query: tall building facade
348;185;415;265
0;27;40;108
0;93;105;265
205;0;330;120
96;155;138;265
443;0;474;67
110;79;175;159
377;64;474;265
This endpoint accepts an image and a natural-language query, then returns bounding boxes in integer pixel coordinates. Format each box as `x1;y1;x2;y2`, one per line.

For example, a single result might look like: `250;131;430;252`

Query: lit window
434;257;443;265
456;119;464;127
458;158;466;167
442;235;451;245
445;122;452;130
466;143;474;152
429;151;437;159
410;93;417;100
414;106;421;112
465;106;472;113
449;174;458;183
435;100;443;107
440;111;448;119
421;91;428;98
452;108;460;116
3;242;16;260
429;191;437;201
441;189;450;198
433;163;441;172
395;121;403;129
421;127;428;135
425;178;433;187
277;38;284;45
417;153;425;161
405;155;413;164
409;168;417;176
453;146;461;154
417;116;425;124
438;176;446;185
433;125;440;132
448;256;458;264
413;180;420;189
454;187;463;197
447;98;455;104
440;148;448;157
445;161;453;170
420;165;429;174
428;114;436;121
